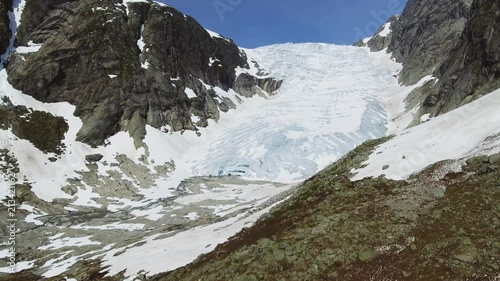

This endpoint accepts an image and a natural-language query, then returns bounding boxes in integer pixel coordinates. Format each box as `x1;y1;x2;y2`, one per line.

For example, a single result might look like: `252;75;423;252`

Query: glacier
0;39;406;279
189;43;400;182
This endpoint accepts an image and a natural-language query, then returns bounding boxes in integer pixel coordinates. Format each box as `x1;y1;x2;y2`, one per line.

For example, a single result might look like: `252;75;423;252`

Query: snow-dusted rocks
6;0;280;147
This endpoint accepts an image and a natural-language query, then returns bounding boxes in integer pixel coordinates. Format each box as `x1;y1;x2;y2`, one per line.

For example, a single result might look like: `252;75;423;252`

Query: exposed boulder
234;73;282;98
61;184;78;196
489;153;500;165
85;154;104;162
0;98;68;154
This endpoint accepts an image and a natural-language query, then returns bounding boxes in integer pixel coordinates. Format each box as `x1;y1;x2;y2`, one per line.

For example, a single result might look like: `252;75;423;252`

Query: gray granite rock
6;0;281;147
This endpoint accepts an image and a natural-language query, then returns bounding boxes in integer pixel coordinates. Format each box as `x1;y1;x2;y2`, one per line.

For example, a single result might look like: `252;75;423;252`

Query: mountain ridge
0;0;499;280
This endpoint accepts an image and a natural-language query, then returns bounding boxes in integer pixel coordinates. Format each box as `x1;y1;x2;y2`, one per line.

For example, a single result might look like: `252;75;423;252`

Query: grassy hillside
151;138;500;281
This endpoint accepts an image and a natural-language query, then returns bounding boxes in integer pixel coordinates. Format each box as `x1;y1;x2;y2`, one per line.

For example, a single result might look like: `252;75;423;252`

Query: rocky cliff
354;0;473;87
0;0;12;57
360;0;499;122
388;0;473;86
423;0;500;116
5;0;281;147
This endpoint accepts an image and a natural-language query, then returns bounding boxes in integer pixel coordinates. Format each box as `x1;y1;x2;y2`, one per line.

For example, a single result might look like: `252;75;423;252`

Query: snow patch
209;57;221;67
0;260;34;273
38;235;101;251
16;40;42;54
102;197;288;280
184;88;197;99
352;88;500;180
191;115;201;123
420;113;431;122
378;22;392;37
184;212;199;220
205;29;230;42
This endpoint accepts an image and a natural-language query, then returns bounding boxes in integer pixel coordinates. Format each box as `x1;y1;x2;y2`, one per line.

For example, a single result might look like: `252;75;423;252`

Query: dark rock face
0;98;68;154
0;0;12;57
6;0;280;147
388;0;472;85
362;0;499;119
234;73;282;98
423;0;500;115
14;0;77;47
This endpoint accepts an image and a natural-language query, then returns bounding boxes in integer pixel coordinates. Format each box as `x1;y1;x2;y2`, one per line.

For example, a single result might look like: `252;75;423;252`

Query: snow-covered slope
0;0;410;206
3;40;499;280
353;87;500;181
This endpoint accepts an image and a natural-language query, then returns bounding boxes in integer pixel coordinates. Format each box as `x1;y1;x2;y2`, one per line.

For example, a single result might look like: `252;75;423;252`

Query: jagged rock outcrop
0;0;12;57
234;73;282;98
15;0;79;47
6;0;281;147
353;15;399;53
423;0;500;115
358;0;499;121
0;97;68;154
388;0;473;85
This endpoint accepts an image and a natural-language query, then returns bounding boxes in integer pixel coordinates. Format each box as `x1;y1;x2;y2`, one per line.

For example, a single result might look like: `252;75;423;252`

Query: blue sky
162;0;407;48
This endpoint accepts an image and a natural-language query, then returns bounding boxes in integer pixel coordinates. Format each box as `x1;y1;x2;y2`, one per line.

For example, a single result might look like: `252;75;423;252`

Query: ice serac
0;0;12;57
388;0;472;85
5;0;280;147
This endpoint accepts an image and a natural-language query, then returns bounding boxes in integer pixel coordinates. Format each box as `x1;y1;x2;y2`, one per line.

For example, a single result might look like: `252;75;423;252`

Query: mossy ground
2;137;499;281
152;139;500;281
